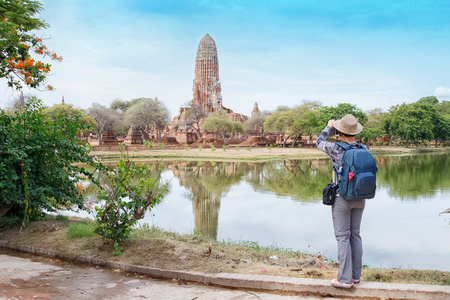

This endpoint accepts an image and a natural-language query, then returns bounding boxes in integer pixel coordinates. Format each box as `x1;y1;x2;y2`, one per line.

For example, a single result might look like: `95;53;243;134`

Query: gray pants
332;195;365;284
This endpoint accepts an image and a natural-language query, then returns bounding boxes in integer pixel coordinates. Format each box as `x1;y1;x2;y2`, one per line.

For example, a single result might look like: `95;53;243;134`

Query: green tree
43;102;95;128
417;96;439;106
263;106;295;147
431;100;450;146
293;109;320;142
0;0;62;90
382;102;436;146
265;104;321;147
433;114;450;146
0;98;103;227
110;99;131;113
358;108;386;148
318;103;367;134
202;110;244;145
124;98;170;143
435;100;450;116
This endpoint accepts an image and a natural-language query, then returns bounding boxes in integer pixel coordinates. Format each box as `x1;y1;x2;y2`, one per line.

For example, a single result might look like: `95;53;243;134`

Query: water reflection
246;159;331;201
84;153;449;239
79;153;450;270
376;154;450;200
169;161;248;238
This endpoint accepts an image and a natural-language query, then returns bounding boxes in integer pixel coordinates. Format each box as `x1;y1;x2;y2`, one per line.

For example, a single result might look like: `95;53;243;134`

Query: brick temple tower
192;34;223;112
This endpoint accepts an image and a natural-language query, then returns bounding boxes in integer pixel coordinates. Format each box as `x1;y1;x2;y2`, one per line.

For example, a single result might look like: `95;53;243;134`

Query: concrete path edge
1;240;449;300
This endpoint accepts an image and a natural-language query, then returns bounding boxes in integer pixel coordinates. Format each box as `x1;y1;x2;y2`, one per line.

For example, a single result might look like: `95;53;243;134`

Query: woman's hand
327;120;335;128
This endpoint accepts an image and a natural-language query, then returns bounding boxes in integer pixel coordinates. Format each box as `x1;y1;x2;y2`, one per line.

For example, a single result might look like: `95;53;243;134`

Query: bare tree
88;103;118;145
184;101;209;139
244;110;271;142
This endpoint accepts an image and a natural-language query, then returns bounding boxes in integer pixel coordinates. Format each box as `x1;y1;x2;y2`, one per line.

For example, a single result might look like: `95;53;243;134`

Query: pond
80;153;450;271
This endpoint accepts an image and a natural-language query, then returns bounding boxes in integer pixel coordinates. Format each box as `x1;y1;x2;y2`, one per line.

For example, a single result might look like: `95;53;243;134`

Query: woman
316;114;365;289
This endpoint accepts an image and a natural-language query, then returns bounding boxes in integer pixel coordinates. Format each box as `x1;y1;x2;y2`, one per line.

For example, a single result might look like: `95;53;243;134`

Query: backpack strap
336;142;350;150
337;142;365;150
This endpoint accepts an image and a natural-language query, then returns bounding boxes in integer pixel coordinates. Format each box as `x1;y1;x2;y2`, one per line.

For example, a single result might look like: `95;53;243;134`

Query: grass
65;222;96;239
54;214;69;222
4;218;450;286
363;269;450;285
129;224;450;286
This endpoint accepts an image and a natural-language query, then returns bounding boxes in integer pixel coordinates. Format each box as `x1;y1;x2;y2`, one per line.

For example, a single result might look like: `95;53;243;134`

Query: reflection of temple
169;163;221;238
192;186;221;239
167;159;332;238
169;162;248;239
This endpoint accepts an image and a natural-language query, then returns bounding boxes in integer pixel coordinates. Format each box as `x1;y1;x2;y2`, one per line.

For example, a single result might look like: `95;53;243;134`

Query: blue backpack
336;142;378;200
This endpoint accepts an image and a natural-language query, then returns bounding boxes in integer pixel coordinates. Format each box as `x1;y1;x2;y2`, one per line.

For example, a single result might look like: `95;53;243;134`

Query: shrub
0;98;103;228
158;143;165;149
235;146;240;151
246;147;252;151
198;145;203;151
211;146;216;152
144;140;154;148
185;146;191;151
94;155;168;255
222;145;228;151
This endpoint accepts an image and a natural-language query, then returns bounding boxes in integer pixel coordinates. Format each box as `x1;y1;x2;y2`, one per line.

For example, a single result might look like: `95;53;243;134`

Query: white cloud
434;86;450;96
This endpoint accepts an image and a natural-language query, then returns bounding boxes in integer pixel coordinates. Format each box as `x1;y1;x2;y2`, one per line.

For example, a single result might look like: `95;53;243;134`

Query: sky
1;0;450;118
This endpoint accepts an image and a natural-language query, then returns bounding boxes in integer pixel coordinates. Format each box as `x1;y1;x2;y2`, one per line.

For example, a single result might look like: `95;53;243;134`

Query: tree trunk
194;124;202;139
98;128;103;146
221;132;227;146
282;134;291;148
0;207;11;219
292;134;301;148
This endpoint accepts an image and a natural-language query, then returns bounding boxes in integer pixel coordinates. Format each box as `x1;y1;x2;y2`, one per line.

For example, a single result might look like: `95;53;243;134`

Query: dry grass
1;217;449;286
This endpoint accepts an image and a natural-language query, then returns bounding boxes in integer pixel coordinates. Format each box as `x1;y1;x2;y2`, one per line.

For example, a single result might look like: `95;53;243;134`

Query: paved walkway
1;250;327;300
1;241;449;299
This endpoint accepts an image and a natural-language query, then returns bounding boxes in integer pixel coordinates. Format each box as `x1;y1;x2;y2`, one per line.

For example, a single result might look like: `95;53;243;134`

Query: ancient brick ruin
92;34;275;149
192;34;224;113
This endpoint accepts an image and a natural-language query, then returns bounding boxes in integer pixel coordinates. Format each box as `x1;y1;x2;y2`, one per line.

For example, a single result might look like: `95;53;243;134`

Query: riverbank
89;146;449;162
1;216;449;287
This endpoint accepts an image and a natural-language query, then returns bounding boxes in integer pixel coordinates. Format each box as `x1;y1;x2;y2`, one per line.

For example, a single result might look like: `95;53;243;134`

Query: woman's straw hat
333;114;363;136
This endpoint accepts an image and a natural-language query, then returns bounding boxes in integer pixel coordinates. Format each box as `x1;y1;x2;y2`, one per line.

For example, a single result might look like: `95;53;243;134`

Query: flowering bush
0;0;62;90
